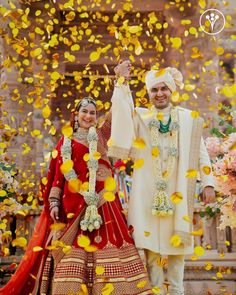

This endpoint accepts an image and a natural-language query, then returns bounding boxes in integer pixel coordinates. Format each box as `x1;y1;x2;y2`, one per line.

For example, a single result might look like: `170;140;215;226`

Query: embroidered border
187;117;203;225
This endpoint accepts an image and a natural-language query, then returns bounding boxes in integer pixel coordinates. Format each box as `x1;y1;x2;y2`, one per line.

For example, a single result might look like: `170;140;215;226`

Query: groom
108;60;215;294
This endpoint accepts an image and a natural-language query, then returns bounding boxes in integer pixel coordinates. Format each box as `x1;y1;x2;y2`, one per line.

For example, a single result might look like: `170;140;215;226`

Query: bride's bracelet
49;200;60;211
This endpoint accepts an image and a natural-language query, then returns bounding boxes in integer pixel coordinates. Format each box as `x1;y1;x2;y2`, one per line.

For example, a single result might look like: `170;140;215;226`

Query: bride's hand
114;60;132;80
50;206;59;223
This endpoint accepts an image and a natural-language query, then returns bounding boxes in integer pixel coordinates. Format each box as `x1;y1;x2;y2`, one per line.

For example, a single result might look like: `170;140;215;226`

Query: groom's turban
145;67;183;92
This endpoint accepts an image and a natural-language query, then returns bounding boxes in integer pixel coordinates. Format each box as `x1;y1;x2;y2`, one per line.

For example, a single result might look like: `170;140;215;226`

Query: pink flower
205;137;222;159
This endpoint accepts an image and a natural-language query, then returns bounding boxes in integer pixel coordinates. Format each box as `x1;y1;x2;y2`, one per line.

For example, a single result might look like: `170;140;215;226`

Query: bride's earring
74;116;79;130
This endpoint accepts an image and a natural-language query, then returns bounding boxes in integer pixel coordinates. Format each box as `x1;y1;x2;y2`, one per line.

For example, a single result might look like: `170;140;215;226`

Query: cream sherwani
108;84;214;293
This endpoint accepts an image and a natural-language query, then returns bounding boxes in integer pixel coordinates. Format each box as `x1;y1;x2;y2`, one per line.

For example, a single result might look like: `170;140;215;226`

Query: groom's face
148;82;171;109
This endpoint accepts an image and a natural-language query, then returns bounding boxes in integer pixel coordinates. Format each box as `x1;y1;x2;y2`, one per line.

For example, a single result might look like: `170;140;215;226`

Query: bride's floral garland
148;106;179;216
61;126;102;232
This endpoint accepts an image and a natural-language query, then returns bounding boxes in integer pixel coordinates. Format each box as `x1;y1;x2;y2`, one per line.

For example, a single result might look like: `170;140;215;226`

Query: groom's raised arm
108;61;136;159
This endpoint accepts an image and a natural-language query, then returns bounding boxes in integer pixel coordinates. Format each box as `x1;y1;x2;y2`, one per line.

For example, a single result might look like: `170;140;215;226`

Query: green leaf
205;206;211;213
199;211;205;218
225;125;236;135
209;128;225;138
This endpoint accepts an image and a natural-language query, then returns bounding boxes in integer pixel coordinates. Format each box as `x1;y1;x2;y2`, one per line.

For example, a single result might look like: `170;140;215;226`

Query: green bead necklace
159;116;171;133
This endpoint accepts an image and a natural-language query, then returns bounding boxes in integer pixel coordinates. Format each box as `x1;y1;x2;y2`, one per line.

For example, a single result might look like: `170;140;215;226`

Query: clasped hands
114;60;132;83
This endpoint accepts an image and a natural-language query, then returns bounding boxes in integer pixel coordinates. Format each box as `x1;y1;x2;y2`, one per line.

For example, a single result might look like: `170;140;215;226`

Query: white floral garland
61;126;102;232
148;106;179;216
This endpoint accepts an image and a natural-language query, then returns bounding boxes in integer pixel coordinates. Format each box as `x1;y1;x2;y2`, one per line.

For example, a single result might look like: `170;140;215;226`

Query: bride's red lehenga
0;119;152;295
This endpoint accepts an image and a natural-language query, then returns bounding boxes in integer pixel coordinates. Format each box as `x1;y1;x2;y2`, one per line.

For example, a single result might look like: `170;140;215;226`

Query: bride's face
77;103;97;129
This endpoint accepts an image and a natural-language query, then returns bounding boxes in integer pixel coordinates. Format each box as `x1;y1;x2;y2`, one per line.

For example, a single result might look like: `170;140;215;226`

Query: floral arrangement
0;158;18;202
205;115;236;229
0;157;21;218
0;157;21;246
205;132;236;196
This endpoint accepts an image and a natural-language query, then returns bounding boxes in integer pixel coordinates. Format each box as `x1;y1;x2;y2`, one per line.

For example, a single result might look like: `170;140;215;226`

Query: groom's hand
114;60;132;80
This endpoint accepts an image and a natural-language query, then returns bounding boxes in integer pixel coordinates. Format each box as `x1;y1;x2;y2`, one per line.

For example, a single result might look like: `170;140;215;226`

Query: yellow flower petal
143;230;150;237
96;266;105;275
102;283;114;295
12;237;27;248
199;0;206;9
103;191;116;202
104;176;116;191
62;245;72;254
170;192;183;205
62;125;73;137
133;138;146;149
117;76;125;85
185;169;197;178
185;84;196;91
0;223;6;230
68;178;81;193
151;146;160;157
194;246;205;256
155;69;166;78
51;149;58;159
156;257;167;267
0;190;7;197
205;262;213;271
133;158;144;169
216;272;223;279
41;177;48;185
84;244;98;252
170;235;182;247
67;213;75;219
152;286;161;294
71;44;80;51
190;254;198;261
191;229;203;236
42;105;51;119
137;280;147;288
93;151;101;160
225;240;230;246
216;47;224;56
31;129;42;137
171;91;180;102
202;166;211;175
90;51;100;62
182;215;191;223
60;160;74;174
156;112;164;121
81;182;89;191
51;71;60;80
33;246;43;252
81;284;88;295
50;223;66;231
170;37;182;49
128;25;141;34
77;235;90;248
191;111;199;119
83;153;90;162
107;138;114;147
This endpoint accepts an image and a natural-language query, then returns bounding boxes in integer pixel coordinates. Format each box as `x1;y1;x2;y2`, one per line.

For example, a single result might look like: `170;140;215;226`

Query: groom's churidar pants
144;249;185;295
